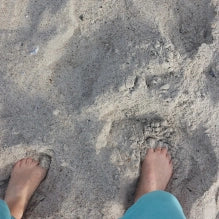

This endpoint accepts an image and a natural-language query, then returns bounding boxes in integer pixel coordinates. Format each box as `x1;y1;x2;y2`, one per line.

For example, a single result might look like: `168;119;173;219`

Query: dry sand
0;0;219;218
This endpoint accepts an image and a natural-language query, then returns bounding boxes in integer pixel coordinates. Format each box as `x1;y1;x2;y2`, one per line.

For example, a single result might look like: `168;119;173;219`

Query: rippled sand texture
0;0;219;218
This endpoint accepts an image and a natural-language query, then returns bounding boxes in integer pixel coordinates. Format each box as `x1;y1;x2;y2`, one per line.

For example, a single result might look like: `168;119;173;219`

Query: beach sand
0;0;219;218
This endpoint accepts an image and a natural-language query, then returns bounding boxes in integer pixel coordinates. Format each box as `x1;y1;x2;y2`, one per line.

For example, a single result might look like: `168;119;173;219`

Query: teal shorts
0;191;186;219
0;200;15;219
121;190;186;219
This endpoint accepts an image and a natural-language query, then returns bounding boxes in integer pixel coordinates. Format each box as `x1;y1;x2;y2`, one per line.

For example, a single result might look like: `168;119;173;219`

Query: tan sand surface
0;0;219;218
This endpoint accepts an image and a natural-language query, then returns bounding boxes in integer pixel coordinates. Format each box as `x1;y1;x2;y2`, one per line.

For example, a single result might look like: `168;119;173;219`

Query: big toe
155;147;162;152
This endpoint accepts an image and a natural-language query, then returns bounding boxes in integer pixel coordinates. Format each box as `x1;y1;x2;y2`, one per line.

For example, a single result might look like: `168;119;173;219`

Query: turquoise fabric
0;200;15;219
1;191;186;219
121;190;186;219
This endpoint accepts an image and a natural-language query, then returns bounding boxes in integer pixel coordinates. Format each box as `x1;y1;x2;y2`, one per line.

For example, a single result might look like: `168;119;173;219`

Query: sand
0;0;219;218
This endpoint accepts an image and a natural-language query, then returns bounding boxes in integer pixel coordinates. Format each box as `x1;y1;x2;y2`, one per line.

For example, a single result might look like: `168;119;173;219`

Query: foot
134;147;173;202
4;158;47;219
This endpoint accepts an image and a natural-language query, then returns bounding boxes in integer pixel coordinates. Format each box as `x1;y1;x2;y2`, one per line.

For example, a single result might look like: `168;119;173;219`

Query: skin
3;147;172;218
4;158;47;219
135;147;173;202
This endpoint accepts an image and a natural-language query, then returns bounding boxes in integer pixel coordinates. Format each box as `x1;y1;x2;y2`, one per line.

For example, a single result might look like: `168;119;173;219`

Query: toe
14;160;23;168
26;158;33;165
155;147;162;152
20;158;28;167
166;152;172;161
147;148;154;154
169;160;173;169
161;147;168;154
32;159;39;166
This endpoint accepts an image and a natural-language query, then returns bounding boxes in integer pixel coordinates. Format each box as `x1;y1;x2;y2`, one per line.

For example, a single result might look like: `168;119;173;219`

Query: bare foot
4;158;47;219
134;147;173;202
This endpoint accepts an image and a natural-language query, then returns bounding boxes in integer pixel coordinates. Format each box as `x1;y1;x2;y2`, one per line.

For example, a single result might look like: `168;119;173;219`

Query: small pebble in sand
160;120;168;127
146;137;157;148
150;121;161;128
79;15;84;21
154;121;161;128
53;109;60;116
160;84;170;90
209;68;216;78
30;46;39;55
154;127;161;132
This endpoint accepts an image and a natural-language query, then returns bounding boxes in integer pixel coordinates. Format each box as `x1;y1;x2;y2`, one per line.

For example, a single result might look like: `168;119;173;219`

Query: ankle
5;198;25;219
